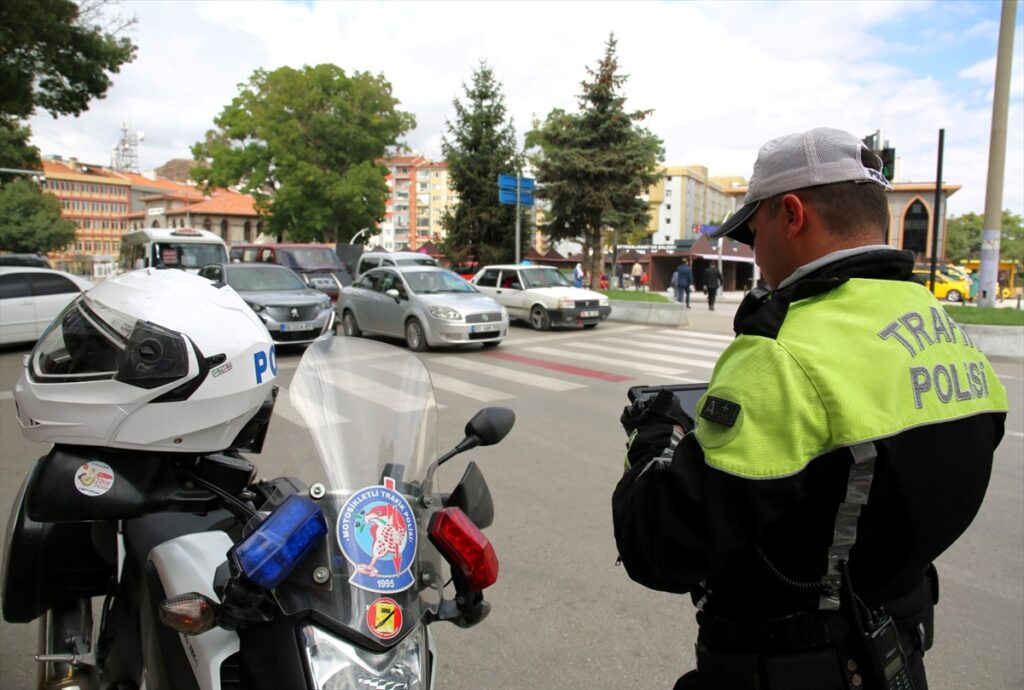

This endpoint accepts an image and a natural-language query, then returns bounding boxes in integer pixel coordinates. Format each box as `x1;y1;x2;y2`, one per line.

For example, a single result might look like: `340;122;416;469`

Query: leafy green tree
0;178;76;252
526;34;663;285
0;0;137;168
946;210;1023;270
439;61;526;267
191;64;415;244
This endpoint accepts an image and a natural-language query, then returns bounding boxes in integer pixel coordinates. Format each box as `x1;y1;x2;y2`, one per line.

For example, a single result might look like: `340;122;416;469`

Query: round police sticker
75;461;115;497
336;480;417;594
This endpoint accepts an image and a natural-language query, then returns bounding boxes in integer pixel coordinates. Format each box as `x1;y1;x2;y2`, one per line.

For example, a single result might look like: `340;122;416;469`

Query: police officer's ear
780;193;808;239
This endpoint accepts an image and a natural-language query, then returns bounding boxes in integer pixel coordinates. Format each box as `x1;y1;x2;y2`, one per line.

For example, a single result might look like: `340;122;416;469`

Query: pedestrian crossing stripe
602;338;724;359
410;370;514;402
575;341;719;367
523;346;688;377
430;356;586;391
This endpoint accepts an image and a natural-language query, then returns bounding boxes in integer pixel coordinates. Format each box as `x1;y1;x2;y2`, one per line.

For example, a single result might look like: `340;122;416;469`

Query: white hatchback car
0;267;94;346
471;264;611;330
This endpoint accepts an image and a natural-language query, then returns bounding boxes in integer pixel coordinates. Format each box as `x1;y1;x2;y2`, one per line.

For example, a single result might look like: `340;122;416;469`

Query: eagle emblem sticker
337;478;417;593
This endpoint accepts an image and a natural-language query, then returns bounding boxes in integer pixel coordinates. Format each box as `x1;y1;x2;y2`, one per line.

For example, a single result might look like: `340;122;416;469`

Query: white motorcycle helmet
15;268;279;453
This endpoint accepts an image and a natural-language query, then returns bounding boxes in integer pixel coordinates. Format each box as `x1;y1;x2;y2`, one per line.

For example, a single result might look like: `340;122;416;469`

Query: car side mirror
385;288;401;301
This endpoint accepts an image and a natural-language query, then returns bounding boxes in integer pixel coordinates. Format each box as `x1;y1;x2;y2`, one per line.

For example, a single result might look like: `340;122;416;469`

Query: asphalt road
1;309;1021;690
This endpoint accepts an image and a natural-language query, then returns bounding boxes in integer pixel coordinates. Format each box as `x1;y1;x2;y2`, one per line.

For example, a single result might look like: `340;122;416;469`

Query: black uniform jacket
612;250;1006;619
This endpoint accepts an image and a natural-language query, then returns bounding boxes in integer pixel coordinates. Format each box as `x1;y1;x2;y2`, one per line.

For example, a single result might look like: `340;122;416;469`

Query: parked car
354;251;439;278
0;253;52;268
230;243;352;302
910;268;968;302
471;264;611;330
197;263;334;345
338;266;508;351
0;267;93;346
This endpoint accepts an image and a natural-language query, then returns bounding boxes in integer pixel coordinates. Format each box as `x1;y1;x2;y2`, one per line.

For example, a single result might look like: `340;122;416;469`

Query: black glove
620;389;694;471
620;389;692;435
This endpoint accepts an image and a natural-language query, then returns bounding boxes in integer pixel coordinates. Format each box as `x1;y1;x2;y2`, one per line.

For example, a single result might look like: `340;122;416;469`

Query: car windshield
226;265;306;291
395;257;439;267
154;242;227;269
521;267;571;288
281;248;344;270
404;270;476;294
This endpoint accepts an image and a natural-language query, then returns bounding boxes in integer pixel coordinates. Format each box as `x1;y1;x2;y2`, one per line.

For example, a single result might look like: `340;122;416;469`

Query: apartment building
40;158;132;264
380;154;428;249
418;161;457;242
644;165;739;245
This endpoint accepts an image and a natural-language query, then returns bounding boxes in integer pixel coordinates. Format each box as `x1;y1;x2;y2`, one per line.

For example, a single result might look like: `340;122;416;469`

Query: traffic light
880;148;896;182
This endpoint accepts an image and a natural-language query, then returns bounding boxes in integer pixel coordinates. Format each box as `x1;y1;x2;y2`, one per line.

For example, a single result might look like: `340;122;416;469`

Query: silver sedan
338;266;508;351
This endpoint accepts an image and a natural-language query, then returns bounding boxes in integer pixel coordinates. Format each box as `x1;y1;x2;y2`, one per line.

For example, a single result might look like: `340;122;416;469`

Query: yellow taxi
911;269;969;302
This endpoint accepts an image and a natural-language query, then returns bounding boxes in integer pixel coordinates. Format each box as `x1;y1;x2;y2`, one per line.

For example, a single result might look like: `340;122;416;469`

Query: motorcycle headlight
301;623;426;690
428;306;462;321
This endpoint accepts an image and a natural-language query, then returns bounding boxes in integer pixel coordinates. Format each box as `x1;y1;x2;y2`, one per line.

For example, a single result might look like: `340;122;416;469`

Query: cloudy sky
28;0;1024;217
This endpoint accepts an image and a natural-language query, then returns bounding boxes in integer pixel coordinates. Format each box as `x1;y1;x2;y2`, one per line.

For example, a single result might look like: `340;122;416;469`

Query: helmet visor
31;295;192;388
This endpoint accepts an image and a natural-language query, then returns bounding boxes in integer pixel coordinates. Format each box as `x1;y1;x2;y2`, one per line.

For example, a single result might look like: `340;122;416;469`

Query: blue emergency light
230;494;328;590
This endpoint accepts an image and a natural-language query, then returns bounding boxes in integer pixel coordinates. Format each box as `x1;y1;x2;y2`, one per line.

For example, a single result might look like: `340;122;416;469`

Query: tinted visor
31;295;191;388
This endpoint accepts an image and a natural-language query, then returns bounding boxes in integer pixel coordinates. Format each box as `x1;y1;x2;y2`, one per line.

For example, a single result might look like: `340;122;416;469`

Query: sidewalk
669;290;743;336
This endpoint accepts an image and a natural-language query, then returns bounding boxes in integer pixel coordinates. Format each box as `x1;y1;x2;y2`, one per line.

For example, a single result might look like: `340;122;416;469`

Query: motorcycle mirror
433;407;515;469
464;407;515;447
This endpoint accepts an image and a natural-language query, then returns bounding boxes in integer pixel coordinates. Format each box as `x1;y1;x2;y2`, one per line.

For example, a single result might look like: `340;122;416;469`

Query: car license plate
280;321;315;332
471;324;498;334
580;310;599;318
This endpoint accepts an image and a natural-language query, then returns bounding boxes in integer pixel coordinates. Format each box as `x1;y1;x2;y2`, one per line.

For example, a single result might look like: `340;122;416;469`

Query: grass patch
597;289;672;303
944;305;1024;326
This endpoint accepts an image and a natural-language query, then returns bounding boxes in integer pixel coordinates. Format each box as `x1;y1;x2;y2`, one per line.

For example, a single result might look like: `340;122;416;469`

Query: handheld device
626;383;709;421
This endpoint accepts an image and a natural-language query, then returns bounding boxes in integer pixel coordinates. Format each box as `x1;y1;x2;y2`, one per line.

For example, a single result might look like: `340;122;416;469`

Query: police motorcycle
3;269;512;690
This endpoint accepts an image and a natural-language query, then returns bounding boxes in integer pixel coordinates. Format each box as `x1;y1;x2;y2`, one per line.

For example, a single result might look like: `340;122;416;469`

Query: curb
607;300;688;327
962;325;1023;359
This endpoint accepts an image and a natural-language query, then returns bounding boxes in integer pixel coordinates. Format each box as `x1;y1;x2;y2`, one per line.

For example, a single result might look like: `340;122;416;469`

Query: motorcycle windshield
262;336;443;646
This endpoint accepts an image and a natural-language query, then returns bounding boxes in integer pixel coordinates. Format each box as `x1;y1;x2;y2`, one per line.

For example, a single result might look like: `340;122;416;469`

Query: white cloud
26;0;1023;217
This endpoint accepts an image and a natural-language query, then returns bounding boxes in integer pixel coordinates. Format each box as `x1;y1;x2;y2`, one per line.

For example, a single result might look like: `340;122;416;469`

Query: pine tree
441;61;527;267
527;34;663;286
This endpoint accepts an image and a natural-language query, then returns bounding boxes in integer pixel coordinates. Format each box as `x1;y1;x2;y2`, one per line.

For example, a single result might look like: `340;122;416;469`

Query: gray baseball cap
709;128;892;245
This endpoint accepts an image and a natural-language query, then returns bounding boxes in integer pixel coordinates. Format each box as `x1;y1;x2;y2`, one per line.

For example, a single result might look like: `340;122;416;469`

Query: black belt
698;568;937;657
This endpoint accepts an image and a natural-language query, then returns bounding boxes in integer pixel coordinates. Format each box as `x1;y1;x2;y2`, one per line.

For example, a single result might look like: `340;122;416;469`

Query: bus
119;227;228;274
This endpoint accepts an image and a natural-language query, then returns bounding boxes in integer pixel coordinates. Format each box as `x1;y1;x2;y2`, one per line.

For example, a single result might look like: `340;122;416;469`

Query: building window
666;204;671;210
203;218;212;232
902;200;929;260
220;219;229;242
665;218;671;224
244;221;252;243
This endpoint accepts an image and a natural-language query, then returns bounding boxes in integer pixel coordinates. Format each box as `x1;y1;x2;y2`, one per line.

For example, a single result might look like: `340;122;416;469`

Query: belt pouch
762;647;847;690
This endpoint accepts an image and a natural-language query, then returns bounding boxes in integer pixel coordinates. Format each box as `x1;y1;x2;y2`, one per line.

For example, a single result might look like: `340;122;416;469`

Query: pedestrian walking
573;262;584;288
703;263;722;310
631;261;643;291
613;127;1008;690
616;263;626;289
672;258;694;307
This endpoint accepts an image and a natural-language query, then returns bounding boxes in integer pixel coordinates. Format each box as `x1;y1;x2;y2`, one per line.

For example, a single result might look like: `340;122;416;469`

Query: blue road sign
499;189;534;206
498;173;535;191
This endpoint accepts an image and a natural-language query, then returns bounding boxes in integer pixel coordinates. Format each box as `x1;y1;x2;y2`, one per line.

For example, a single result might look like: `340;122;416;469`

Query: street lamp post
350;227;371;245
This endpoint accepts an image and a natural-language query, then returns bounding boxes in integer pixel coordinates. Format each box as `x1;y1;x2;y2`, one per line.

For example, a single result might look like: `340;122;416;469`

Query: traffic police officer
612;128;1008;689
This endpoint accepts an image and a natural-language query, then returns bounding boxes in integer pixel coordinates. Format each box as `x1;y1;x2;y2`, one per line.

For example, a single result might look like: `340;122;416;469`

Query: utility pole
978;0;1017;307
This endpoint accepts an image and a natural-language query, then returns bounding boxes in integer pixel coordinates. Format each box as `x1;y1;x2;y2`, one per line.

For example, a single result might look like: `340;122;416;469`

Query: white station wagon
471;264;611;330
